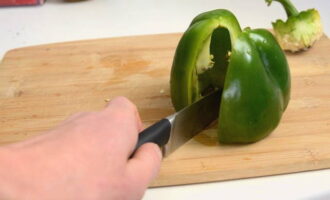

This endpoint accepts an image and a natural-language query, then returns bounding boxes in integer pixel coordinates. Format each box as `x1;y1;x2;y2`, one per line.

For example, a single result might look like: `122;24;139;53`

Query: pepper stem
266;0;299;17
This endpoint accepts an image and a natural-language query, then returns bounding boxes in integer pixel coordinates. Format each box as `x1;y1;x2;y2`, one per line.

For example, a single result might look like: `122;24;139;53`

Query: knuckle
111;96;138;113
103;96;142;134
65;112;90;122
73;111;100;124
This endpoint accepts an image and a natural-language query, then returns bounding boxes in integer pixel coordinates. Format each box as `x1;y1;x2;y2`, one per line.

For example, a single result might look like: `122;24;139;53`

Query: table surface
1;0;330;199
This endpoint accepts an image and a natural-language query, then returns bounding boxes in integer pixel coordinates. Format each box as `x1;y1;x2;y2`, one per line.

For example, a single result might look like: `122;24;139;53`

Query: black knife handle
131;119;171;157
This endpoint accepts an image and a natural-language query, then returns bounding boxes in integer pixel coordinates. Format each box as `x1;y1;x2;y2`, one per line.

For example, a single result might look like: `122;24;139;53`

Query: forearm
0;145;56;199
0;142;74;199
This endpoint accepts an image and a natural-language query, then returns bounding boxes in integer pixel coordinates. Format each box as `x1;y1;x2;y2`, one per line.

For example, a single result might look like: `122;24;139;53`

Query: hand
0;97;162;199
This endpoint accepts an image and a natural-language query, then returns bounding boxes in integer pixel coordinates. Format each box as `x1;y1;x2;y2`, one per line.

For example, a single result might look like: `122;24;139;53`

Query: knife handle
131;119;171;157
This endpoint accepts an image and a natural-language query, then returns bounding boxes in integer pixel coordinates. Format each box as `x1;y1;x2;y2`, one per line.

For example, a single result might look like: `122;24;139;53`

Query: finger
101;97;143;155
126;143;162;189
105;97;143;132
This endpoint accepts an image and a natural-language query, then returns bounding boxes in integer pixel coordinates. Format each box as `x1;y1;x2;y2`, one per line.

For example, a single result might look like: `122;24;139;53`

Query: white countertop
1;0;330;199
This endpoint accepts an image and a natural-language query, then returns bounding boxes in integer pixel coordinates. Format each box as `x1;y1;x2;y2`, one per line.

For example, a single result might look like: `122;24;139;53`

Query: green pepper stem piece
266;0;299;17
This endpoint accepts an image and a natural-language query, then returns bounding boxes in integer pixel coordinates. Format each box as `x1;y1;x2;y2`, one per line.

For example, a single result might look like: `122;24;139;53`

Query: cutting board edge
2;32;328;65
1;32;183;60
150;161;330;187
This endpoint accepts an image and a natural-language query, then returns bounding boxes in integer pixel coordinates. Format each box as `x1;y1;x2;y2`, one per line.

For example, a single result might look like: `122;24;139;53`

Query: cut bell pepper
170;9;291;143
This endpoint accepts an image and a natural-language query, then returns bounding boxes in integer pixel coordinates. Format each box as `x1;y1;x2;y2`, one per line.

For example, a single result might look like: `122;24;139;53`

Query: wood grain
0;34;329;187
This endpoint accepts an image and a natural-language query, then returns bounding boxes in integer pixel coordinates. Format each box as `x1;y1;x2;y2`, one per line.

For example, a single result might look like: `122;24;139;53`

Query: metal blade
163;90;221;156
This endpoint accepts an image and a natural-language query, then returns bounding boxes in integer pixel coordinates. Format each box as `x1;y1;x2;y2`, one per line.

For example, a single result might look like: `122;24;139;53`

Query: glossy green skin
170;9;291;143
218;29;290;143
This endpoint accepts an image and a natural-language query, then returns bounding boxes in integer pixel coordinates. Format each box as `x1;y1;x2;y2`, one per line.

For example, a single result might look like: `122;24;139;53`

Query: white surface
145;170;330;200
1;0;329;58
1;0;330;199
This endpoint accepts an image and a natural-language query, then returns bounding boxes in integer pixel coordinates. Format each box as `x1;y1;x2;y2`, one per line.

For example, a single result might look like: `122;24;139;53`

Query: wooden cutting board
0;33;330;187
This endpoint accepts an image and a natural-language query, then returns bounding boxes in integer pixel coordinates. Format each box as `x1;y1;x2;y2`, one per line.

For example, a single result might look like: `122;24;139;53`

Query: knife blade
132;89;221;157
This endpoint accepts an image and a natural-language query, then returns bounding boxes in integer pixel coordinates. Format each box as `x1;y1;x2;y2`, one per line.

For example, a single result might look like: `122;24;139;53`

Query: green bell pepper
170;9;291;143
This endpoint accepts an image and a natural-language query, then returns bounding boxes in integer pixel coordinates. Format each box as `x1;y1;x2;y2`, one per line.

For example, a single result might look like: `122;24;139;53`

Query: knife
132;89;221;157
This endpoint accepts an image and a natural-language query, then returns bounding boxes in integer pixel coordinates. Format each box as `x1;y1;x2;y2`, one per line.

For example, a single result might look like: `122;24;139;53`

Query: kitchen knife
132;89;221;157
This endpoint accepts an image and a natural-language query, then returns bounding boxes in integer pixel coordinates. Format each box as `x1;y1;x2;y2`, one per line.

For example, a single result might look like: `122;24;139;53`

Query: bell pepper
170;9;291;143
265;0;323;52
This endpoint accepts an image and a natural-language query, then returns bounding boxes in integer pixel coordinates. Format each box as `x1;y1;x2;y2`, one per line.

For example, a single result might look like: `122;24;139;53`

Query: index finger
102;96;143;157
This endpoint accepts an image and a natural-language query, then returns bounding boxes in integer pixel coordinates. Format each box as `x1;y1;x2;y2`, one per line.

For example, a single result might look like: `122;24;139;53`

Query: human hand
0;97;162;199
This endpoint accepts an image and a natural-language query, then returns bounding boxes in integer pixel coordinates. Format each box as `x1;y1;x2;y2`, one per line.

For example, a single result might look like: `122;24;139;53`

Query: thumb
126;143;162;188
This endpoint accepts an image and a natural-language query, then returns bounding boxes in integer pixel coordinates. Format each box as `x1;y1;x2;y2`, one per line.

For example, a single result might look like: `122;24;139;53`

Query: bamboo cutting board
0;34;330;187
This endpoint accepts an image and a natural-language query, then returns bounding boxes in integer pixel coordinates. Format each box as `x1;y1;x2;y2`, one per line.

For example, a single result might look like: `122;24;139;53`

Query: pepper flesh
170;9;291;144
170;9;241;110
